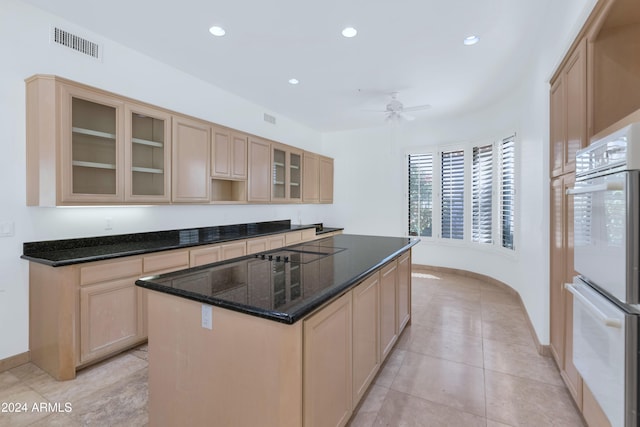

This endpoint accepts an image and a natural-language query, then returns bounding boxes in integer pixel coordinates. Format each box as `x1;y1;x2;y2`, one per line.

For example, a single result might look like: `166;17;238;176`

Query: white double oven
566;121;640;427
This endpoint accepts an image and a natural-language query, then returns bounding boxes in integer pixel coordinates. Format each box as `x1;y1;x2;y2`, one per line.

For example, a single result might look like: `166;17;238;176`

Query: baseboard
412;264;551;357
0;351;30;373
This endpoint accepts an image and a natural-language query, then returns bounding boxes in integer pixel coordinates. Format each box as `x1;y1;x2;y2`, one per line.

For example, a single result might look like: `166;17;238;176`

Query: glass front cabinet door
271;143;303;202
60;84;124;203
125;104;171;202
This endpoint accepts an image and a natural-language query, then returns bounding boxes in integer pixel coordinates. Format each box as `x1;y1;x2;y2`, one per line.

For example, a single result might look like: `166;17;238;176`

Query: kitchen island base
144;245;412;427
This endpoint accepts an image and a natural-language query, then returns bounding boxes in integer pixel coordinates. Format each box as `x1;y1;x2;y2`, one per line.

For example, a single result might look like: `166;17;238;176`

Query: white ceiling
21;0;553;132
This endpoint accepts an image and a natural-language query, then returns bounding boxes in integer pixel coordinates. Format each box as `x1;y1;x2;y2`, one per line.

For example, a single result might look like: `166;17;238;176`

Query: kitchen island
136;234;417;427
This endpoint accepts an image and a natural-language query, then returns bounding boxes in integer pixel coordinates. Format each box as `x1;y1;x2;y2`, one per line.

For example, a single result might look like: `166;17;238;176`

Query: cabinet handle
564;283;622;328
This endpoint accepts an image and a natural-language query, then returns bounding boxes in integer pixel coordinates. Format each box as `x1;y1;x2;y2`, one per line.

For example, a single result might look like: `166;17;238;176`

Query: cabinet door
319;156;334;204
397;251;411;333
562;174;582;406
380;260;398;359
80;277;143;363
564;39;587;175
272;144;287;201
59;83;125;203
190;245;222;267
352;273;380;406
231;132;248;179
221;241;247;260
125;103;171;202
304;291;353;427
550;77;565;178
549;177;565;367
211;126;231;178
248;137;271;202
172;116;210;202
289;149;303;202
303;152;319;203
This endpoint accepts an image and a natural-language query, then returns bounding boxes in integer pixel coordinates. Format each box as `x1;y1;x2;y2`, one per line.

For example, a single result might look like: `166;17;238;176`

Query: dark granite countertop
22;220;342;267
136;234;419;324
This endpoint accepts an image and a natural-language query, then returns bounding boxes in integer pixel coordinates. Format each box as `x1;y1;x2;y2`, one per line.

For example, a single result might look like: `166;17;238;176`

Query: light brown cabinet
550;174;582;406
397;251;411;331
303;291;353;427
271;143;303;203
171;115;210;203
380;260;398;359
78;258;144;364
248;136;271;202
26;75;333;206
319;155;335;204
125;103;172;203
352;272;380;405
303;152;320;203
26;75;174;205
211;127;247;203
551;39;587;177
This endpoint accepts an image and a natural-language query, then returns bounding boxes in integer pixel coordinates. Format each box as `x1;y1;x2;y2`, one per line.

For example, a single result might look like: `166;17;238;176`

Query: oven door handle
565;181;624;195
565;283;622;328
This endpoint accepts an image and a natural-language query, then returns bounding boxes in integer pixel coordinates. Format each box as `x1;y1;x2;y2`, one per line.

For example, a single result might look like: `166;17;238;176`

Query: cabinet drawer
190;245;222;267
80;258;142;286
143;250;189;274
301;228;316;242
285;231;302;245
221;241;247;260
246;238;268;255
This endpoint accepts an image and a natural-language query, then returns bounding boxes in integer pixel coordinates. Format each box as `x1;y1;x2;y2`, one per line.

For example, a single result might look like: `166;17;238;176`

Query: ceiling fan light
342;27;358;38
288;78;299;85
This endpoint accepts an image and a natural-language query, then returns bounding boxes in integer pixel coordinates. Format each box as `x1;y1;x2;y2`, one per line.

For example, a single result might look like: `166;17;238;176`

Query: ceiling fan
376;92;431;122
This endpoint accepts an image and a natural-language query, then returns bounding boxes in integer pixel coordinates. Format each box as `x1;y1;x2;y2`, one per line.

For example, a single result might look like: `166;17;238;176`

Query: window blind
441;150;464;240
472;144;493;243
408;153;433;237
500;135;516;250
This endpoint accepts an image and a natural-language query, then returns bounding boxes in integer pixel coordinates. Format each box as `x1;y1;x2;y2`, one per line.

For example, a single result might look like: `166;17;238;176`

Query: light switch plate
0;221;14;237
201;304;213;330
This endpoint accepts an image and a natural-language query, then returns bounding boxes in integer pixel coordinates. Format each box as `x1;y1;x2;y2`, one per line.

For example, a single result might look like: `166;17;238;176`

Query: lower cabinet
352;272;380;405
380;261;398;359
304;291;353;427
145;249;412;426
80;277;143;363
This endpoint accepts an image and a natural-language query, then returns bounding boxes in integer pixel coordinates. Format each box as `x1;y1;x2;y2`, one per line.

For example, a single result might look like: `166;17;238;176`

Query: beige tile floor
0;270;585;427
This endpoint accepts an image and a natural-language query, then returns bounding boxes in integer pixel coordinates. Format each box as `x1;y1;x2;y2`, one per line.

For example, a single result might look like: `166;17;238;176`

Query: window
472;144;493;244
441;150;464;240
408;153;433;237
407;133;516;251
500;135;516;249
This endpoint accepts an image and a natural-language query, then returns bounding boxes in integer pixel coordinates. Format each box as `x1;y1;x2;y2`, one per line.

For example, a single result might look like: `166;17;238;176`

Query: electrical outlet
105;217;113;230
201;304;213;330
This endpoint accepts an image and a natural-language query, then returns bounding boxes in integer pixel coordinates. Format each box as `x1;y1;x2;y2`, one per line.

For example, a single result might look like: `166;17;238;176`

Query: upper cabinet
550;39;587;178
588;0;640;136
247;136;271;203
303;152;333;204
27;76;173;205
125;103;172;203
25;75;333;206
271;143;303;203
319;155;334;204
211;127;247;203
171;115;210;203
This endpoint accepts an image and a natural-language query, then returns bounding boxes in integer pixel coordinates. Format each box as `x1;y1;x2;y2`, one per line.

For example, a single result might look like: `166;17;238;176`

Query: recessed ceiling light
209;26;226;37
464;35;480;46
288;78;299;85
342;27;358;38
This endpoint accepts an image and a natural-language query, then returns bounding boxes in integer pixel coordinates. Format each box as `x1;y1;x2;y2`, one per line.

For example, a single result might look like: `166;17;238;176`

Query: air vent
51;27;102;60
263;113;276;125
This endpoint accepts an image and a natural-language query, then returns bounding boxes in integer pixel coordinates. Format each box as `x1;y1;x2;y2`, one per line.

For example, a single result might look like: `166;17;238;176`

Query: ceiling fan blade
401;113;416;121
402;104;431;113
